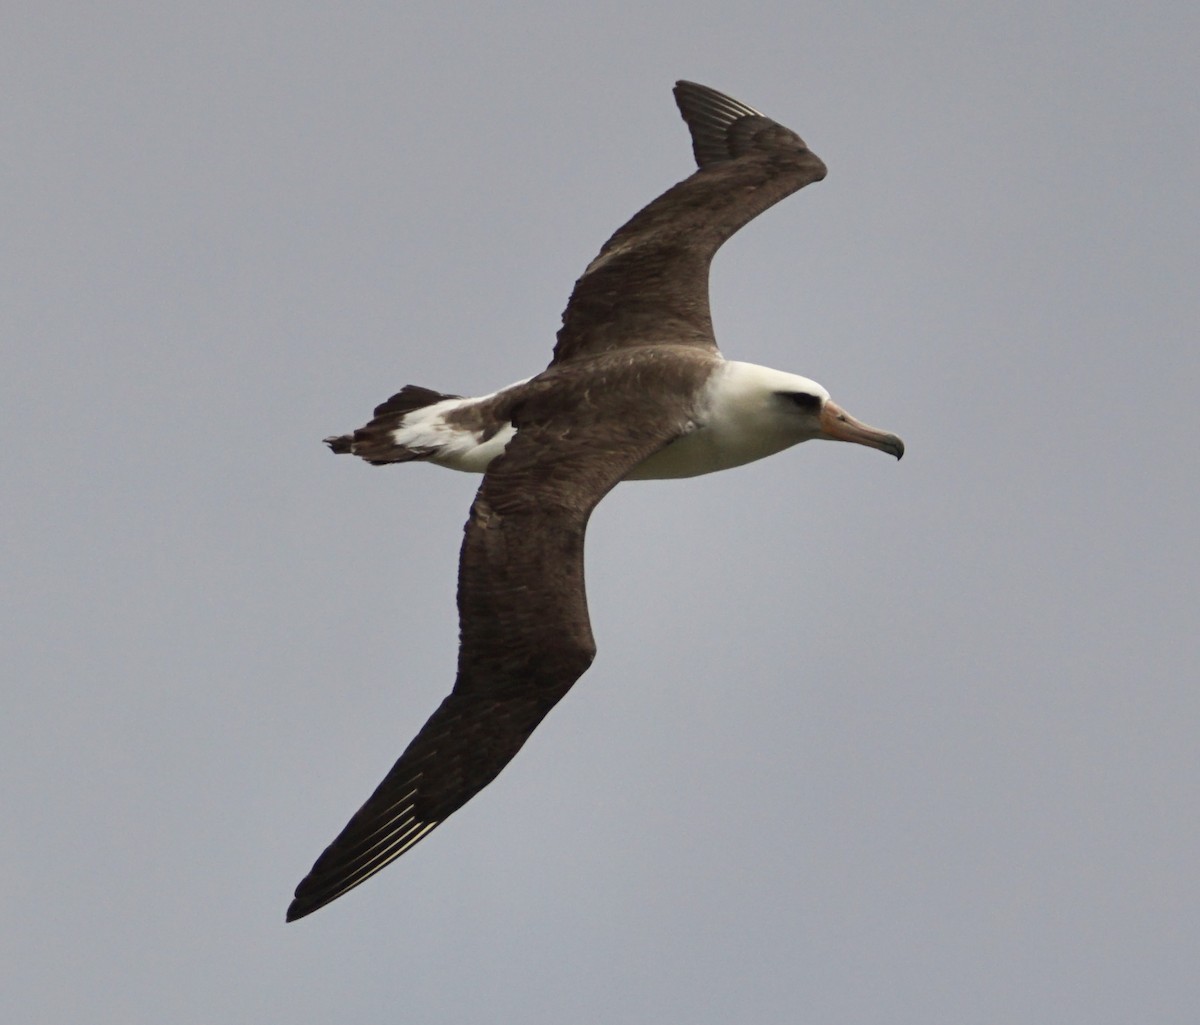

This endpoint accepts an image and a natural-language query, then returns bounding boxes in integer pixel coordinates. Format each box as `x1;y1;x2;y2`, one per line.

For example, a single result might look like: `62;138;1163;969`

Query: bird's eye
784;392;822;411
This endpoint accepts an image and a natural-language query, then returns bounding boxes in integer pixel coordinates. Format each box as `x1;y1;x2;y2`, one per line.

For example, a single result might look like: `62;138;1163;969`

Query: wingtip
286;878;336;923
671;80;772;169
285;899;310;923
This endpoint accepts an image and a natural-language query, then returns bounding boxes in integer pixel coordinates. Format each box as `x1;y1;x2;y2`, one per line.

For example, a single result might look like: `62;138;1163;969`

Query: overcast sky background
4;3;1197;1022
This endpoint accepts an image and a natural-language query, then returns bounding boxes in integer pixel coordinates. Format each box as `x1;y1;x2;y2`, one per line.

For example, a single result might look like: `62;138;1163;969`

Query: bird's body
288;81;903;922
331;355;839;480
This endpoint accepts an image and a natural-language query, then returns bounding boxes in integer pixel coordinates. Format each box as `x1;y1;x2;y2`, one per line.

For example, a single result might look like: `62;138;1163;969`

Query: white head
717;362;904;460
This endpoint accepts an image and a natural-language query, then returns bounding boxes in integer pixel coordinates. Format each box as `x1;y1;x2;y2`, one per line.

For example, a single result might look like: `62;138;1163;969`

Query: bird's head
746;363;902;461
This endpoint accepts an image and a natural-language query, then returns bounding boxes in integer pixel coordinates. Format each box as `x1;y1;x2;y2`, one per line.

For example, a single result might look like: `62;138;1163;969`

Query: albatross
288;80;903;922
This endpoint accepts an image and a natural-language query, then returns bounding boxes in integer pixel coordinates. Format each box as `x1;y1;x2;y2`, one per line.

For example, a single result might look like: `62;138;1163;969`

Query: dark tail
324;384;461;465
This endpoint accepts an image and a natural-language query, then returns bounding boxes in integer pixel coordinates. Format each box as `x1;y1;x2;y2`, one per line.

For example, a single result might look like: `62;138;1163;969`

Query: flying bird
288;80;903;922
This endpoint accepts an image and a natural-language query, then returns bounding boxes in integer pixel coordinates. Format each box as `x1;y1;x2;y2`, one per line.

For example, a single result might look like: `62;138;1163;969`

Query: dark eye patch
781;391;822;410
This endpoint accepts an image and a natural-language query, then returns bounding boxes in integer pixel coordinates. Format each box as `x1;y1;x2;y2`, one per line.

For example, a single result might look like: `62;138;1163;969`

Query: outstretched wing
287;387;693;921
550;80;827;366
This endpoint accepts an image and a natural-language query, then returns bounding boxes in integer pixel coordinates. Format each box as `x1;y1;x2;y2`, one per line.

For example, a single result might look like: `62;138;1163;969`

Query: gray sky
4;2;1197;1022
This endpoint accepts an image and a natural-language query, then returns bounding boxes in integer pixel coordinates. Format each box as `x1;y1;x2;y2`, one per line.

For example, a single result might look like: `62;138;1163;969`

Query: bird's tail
324;384;463;466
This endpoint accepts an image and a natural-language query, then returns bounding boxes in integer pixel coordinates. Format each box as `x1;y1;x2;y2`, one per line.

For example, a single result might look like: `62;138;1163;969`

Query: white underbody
395;360;830;480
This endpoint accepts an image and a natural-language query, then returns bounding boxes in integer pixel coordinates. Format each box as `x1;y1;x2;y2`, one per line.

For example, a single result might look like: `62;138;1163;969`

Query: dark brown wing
550;80;827;366
287;375;697;921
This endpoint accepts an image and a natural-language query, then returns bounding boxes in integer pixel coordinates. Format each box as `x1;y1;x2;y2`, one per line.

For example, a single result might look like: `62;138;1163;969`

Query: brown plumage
287;82;879;922
552;83;825;364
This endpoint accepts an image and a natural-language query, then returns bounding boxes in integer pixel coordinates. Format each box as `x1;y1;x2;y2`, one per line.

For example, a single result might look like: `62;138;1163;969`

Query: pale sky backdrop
4;3;1197;1022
